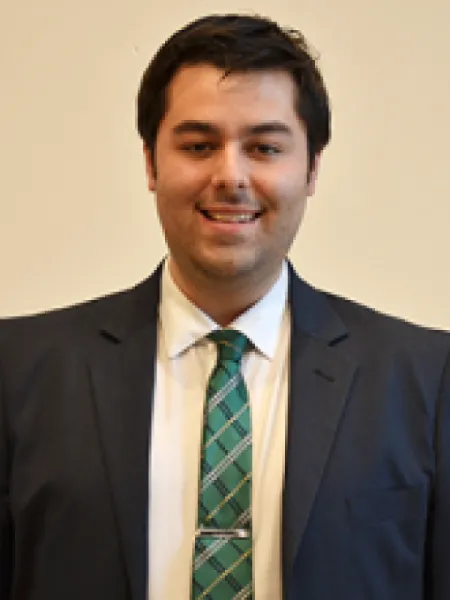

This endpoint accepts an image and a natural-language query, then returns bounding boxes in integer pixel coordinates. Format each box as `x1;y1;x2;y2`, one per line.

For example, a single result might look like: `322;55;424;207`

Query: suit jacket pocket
347;485;426;524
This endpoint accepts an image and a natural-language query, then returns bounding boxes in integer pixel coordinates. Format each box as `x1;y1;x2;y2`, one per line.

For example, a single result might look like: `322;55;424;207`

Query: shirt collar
159;259;289;360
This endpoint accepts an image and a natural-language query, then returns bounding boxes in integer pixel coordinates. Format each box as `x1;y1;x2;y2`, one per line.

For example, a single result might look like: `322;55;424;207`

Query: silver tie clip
195;527;251;539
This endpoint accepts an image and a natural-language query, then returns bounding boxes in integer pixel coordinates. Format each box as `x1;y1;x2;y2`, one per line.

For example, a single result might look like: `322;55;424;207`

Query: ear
143;143;156;192
306;153;321;197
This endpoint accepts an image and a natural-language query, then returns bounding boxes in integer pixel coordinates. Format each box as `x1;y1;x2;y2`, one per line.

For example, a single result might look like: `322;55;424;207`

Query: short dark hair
137;14;331;173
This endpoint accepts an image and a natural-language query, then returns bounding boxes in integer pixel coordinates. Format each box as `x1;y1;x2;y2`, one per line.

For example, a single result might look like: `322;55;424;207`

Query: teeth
206;212;257;223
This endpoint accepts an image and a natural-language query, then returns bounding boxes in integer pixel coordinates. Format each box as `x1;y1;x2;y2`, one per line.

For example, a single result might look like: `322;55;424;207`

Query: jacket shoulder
325;290;450;361
0;282;134;340
0;270;160;356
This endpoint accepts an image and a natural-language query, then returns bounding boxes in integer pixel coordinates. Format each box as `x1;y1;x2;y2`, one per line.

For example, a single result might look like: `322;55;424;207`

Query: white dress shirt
148;260;290;599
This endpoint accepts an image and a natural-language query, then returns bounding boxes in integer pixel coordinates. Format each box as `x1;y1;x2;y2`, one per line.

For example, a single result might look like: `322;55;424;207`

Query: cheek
155;183;197;232
265;182;309;240
157;161;210;202
256;159;308;200
279;199;306;230
259;174;308;218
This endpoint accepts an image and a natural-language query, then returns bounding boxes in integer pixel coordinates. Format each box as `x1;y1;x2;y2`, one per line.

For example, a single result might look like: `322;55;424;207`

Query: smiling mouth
199;209;263;223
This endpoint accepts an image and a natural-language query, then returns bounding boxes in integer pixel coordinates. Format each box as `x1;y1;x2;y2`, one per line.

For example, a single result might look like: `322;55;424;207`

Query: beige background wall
1;0;449;329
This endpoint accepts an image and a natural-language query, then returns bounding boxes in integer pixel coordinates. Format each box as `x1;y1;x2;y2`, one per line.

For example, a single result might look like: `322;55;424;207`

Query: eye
251;144;282;156
181;142;216;155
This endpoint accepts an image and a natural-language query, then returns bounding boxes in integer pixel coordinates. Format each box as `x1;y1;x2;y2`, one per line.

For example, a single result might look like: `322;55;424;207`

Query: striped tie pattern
192;329;253;600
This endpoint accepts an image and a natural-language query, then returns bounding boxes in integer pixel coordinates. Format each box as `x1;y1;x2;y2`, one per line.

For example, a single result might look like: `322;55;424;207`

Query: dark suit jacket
1;263;449;600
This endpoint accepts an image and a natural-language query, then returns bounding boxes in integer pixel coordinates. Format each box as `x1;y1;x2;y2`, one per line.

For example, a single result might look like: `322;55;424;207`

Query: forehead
163;64;299;128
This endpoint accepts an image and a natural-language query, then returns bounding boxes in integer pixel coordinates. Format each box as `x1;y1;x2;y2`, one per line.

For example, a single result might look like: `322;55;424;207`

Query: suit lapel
282;267;357;585
89;267;162;600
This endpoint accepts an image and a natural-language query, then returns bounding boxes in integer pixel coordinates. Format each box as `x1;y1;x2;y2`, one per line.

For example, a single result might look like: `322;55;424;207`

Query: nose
210;143;250;193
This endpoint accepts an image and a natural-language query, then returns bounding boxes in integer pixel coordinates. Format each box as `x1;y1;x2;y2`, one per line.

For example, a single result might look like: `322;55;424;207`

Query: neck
168;259;283;326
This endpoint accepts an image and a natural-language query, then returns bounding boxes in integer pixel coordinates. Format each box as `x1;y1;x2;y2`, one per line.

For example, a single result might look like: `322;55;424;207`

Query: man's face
144;64;320;291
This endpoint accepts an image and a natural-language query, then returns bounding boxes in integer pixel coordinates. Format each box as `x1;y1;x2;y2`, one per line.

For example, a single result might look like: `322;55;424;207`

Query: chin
196;253;261;282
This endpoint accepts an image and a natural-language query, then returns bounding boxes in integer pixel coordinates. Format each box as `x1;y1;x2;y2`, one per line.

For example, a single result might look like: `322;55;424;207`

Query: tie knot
208;329;249;364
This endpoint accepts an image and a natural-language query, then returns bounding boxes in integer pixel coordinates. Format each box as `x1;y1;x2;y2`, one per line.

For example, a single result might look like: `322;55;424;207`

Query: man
0;13;449;600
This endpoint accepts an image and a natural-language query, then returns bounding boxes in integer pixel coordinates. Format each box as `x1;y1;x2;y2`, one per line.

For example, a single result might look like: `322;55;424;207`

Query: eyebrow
172;120;293;137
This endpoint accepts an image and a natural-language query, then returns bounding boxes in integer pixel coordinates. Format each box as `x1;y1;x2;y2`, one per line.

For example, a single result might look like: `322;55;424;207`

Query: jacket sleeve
0;363;12;599
430;345;450;599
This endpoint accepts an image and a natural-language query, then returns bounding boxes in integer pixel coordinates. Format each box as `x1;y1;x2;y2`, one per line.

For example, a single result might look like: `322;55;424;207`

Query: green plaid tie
192;329;253;600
